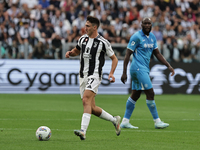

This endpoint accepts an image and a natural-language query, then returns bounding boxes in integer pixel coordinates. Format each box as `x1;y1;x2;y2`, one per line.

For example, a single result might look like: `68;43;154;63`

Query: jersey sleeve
127;33;139;51
105;41;114;57
76;34;87;51
76;37;82;50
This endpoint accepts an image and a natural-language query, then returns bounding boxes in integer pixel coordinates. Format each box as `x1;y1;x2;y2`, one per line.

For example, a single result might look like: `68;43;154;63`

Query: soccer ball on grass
36;126;51;141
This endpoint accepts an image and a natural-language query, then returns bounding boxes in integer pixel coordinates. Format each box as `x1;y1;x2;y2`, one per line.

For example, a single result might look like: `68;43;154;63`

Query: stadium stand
0;0;200;62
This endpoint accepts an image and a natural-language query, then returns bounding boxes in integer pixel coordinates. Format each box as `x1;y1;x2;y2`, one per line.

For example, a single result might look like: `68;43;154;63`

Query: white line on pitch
0;128;199;133
0;118;199;121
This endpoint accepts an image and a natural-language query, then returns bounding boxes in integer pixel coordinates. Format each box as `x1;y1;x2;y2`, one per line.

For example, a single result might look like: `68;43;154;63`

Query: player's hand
168;66;175;76
121;73;127;84
108;74;115;83
65;51;72;58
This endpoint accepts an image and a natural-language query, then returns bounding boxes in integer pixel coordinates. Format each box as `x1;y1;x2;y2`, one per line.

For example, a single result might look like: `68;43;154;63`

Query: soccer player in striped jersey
120;17;175;129
65;16;121;140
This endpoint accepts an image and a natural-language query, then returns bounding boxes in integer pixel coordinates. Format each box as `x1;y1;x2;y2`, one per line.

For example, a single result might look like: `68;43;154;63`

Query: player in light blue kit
120;18;175;129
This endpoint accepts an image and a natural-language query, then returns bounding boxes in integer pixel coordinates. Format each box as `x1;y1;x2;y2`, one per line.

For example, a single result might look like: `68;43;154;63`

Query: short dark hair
86;16;100;28
142;17;151;23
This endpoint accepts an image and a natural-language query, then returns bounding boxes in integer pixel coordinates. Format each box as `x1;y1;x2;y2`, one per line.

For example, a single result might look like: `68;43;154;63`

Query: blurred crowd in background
0;0;200;62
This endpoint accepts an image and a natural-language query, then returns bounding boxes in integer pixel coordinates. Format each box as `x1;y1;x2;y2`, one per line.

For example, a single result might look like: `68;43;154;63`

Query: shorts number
87;78;94;85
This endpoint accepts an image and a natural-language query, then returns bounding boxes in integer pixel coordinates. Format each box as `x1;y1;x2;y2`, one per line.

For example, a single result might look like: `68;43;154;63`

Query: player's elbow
111;54;118;63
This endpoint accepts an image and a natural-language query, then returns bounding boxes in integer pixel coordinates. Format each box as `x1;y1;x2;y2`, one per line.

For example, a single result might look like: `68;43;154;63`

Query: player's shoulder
80;34;88;39
133;30;142;37
130;30;141;41
78;34;88;43
96;34;111;47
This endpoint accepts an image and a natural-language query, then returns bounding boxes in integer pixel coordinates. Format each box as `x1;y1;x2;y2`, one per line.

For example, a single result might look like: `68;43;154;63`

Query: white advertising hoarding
0;60;130;94
1;60;198;94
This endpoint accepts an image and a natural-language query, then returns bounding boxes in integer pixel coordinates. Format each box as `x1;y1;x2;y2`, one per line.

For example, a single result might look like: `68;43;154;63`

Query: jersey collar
140;29;151;37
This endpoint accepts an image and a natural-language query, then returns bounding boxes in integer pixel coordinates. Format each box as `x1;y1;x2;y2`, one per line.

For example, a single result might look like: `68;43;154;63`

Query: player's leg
137;71;161;124
144;88;159;119
86;75;119;125
120;90;140;129
121;70;142;129
144;88;169;129
74;90;95;140
91;98;121;136
74;76;95;140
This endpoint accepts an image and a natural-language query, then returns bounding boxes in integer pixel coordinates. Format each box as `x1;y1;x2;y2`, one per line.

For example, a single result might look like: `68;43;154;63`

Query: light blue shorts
130;69;152;90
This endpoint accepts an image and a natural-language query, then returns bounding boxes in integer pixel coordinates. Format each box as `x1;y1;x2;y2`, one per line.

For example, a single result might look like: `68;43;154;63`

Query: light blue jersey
127;30;158;73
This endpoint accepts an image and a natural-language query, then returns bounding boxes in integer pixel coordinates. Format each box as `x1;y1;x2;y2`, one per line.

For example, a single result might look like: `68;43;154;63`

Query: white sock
122;118;129;124
99;109;116;123
154;118;161;123
81;113;91;134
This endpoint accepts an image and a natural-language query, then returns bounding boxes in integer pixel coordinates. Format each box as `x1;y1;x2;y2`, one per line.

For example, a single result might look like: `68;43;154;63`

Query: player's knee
131;96;140;101
147;93;154;100
151;91;155;97
146;90;155;100
82;96;90;106
131;91;141;101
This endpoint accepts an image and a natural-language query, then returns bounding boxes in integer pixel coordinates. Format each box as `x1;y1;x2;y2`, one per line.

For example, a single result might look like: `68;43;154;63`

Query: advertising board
0;60;199;94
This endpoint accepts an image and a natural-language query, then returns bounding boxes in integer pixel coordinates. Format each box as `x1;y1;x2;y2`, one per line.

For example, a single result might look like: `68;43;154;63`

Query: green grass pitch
0;94;199;150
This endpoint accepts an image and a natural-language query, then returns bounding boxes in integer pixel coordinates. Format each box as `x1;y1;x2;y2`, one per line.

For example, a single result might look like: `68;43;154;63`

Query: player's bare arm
121;49;132;84
153;48;175;76
108;54;118;83
65;47;80;58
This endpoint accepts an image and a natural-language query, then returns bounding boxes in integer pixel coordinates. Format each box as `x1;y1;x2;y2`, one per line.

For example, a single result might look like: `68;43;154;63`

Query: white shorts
79;75;102;98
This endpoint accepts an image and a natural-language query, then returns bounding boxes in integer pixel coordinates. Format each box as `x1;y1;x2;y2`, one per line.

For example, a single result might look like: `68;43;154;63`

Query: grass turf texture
0;94;199;150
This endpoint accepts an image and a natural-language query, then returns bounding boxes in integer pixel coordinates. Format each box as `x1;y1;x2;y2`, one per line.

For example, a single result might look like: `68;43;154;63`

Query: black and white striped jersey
76;34;114;78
